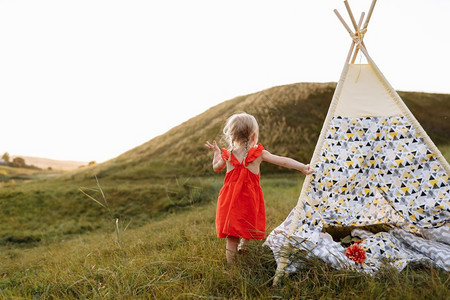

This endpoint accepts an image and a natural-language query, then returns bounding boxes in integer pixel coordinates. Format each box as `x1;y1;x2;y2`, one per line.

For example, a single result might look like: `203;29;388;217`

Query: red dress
216;144;266;240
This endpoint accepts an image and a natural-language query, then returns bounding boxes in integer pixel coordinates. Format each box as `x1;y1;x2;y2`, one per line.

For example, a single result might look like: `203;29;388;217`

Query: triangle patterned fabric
313;114;449;228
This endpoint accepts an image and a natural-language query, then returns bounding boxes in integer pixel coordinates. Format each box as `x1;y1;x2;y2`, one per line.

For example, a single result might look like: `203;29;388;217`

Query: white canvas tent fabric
265;0;450;285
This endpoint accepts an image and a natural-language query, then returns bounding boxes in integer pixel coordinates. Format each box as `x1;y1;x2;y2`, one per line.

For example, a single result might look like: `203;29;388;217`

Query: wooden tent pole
351;12;366;64
352;0;377;63
344;0;358;31
335;8;366;65
357;12;366;29
346;41;356;64
362;0;378;30
334;9;354;38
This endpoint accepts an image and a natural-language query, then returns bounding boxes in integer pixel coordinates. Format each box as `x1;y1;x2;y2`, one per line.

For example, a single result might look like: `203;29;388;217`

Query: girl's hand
302;164;314;175
205;140;226;172
205;140;220;154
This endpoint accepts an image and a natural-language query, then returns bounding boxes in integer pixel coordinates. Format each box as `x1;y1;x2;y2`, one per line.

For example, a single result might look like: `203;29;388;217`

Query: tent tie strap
350;28;367;47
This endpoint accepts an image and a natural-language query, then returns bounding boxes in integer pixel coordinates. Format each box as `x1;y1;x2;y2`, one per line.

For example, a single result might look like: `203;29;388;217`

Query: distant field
11;155;89;170
0;165;63;186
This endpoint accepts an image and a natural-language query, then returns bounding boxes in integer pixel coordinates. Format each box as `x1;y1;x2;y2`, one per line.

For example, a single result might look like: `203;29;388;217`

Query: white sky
1;0;449;162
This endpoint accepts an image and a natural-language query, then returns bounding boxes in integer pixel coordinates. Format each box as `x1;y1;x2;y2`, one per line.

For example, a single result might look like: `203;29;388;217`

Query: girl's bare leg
238;238;249;252
226;236;239;264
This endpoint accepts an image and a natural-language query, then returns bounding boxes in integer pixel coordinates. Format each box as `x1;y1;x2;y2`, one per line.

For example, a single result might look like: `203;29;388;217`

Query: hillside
1;82;449;248
68;82;335;181
70;82;450;181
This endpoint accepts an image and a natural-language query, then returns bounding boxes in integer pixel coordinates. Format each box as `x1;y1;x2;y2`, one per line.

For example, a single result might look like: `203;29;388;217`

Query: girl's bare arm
261;150;313;175
205;140;226;172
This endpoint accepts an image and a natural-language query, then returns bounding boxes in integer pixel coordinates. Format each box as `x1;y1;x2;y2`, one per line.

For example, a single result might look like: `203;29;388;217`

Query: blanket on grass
264;209;450;273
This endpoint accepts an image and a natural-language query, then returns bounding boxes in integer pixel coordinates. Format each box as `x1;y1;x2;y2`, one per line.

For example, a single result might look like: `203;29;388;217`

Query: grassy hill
0;82;449;298
71;82;337;181
65;83;450;181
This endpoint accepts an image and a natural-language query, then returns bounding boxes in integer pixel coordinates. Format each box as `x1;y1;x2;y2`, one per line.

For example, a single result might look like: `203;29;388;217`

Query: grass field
1;176;448;299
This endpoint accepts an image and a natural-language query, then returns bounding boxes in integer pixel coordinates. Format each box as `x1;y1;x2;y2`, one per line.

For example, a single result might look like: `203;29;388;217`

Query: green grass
0;175;222;249
0;176;448;299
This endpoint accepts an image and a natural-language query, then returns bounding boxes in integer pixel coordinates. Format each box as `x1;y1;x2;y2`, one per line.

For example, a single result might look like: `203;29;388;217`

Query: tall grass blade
78;187;106;208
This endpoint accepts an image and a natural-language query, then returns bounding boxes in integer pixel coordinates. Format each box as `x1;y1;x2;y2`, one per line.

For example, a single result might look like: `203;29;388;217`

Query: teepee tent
265;0;450;285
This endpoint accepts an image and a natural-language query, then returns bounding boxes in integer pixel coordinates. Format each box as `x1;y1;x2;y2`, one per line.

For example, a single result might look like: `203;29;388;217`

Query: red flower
345;243;366;264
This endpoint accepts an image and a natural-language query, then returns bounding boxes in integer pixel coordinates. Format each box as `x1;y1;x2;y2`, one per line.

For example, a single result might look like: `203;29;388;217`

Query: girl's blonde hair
223;112;259;151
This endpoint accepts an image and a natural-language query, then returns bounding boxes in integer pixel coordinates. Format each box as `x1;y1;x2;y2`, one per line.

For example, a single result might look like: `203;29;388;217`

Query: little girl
205;112;313;264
